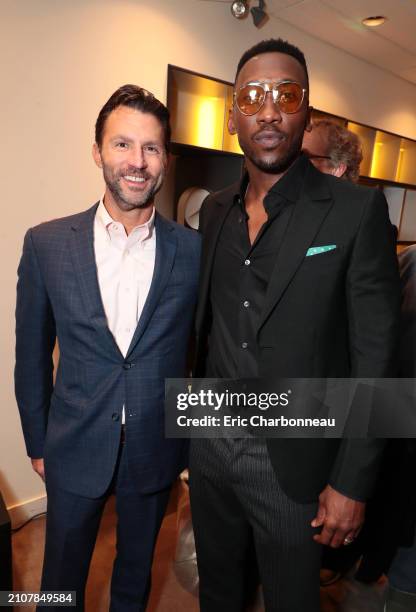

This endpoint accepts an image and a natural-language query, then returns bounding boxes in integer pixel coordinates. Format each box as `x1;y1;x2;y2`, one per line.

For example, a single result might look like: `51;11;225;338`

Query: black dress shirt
207;154;309;378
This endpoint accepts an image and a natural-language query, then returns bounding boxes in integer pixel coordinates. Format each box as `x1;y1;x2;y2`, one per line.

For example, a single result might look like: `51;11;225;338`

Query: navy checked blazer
15;203;201;498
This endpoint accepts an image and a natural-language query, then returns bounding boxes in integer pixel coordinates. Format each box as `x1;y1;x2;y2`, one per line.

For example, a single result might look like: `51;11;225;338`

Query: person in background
302;119;362;181
15;84;200;611
190;37;400;612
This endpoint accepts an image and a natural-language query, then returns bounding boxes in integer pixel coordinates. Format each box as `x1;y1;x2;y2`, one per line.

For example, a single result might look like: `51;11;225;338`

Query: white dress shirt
94;199;156;422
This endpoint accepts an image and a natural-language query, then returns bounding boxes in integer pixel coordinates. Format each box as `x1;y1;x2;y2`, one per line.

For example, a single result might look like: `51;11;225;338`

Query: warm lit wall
2;0;416;514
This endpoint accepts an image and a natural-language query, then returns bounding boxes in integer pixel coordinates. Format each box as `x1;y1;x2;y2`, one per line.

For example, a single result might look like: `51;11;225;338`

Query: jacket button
123;362;135;370
112;413;119;421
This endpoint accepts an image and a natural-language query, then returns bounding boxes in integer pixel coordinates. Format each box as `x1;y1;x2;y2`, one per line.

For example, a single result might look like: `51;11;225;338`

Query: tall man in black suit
15;85;200;610
189;39;400;611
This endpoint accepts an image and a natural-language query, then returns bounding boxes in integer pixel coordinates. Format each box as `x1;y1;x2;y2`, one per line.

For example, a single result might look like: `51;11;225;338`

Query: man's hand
311;484;365;548
31;458;45;482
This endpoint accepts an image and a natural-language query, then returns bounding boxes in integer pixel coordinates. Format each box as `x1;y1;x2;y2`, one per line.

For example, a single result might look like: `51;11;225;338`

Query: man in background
302;119;362;181
15;84;200;610
190;38;400;611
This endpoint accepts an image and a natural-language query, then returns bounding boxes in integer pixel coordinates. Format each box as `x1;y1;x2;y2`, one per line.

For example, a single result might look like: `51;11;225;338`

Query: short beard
240;130;304;175
104;169;165;212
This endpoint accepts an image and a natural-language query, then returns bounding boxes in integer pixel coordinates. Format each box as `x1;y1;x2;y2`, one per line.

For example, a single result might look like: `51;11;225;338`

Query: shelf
168;66;242;155
370;131;402;182
347;123;376;178
396;138;416;184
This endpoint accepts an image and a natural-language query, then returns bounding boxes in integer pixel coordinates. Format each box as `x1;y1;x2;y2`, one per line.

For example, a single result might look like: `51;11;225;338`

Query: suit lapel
69;203;123;357
257;164;333;331
126;212;177;357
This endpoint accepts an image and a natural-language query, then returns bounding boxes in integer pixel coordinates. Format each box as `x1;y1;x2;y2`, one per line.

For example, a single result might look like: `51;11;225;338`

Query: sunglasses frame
233;80;307;116
305;154;332;161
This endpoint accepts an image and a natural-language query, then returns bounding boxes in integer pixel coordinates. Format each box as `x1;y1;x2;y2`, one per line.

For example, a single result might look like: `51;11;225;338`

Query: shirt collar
267;153;308;202
235;153;308;213
95;198;155;244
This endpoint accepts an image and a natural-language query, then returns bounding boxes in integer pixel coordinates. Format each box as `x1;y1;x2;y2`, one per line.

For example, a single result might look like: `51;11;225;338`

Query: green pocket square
306;245;336;257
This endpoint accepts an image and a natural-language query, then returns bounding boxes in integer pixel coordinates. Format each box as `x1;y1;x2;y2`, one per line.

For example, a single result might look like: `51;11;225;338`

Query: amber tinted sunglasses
233;80;307;116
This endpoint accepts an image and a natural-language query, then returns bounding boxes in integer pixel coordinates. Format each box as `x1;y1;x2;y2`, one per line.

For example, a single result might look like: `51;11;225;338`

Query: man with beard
15;85;200;610
189;39;400;611
302;119;363;182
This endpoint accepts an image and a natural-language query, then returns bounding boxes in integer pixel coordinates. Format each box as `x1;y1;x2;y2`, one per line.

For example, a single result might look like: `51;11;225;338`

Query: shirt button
243;300;250;308
244;259;251;266
241;342;248;349
111;413;119;421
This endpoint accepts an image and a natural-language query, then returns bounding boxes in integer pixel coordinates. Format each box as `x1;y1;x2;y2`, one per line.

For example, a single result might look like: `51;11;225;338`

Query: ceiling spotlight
231;1;249;19
251;0;268;28
362;15;387;27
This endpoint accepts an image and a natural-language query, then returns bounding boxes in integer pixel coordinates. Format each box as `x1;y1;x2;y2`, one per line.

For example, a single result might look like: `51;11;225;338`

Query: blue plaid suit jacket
15;203;200;497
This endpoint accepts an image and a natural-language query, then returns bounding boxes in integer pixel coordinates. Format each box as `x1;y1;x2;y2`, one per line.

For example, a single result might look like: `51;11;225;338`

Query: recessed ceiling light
362;15;387;27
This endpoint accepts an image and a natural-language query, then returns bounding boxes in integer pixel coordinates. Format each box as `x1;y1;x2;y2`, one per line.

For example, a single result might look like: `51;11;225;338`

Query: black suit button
123;362;135;370
112;413;119;421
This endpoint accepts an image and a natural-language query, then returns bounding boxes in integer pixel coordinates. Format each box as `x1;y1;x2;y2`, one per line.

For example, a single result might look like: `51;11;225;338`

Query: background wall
2;0;416;519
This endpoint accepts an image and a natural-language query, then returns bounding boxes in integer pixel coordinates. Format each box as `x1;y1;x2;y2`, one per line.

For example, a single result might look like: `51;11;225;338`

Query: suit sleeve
329;189;401;500
347;189;400;377
15;229;56;459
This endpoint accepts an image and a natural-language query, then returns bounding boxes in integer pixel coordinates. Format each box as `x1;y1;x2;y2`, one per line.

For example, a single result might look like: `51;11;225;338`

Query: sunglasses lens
277;82;303;113
236;85;264;115
236;82;304;115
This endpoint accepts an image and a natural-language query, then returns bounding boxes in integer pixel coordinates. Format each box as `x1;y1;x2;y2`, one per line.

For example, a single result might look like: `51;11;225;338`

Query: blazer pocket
50;393;85;419
302;246;343;265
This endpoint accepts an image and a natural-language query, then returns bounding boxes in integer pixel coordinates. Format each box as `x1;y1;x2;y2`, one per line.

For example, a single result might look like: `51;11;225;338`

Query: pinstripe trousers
189;438;321;612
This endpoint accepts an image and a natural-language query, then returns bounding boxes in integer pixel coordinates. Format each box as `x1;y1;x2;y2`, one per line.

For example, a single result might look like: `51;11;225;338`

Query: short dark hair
313;120;363;182
235;38;309;90
95;84;171;152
